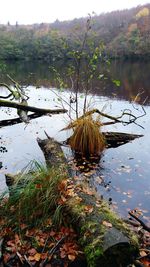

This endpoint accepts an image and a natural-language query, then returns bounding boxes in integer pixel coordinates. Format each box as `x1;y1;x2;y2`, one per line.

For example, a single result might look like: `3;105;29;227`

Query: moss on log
37;137;139;267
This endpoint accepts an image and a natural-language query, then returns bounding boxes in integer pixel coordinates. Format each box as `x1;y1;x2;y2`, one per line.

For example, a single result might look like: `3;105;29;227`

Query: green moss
84;243;104;267
97;202;139;247
79;221;107;266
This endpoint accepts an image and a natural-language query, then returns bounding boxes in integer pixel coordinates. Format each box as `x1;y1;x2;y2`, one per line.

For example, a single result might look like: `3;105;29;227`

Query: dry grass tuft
68;116;105;156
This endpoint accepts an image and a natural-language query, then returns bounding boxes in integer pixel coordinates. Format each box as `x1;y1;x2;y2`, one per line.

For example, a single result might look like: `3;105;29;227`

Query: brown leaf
15;234;21;245
25;229;36;237
58;180;67;191
34;253;41;261
28;255;35;261
84;205;94;213
68;254;76;261
58;195;67;204
140;250;147;257
82;187;94;196
102;221;113;228
140;257;150;266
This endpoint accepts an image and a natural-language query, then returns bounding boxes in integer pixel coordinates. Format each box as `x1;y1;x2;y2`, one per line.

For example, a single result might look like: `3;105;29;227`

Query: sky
0;0;149;25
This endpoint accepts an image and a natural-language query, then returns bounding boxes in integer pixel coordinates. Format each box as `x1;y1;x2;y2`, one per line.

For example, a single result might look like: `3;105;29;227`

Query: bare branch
61;107;146;131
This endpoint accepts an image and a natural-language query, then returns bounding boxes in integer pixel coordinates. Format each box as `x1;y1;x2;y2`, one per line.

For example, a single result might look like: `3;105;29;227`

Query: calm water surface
0;60;150;224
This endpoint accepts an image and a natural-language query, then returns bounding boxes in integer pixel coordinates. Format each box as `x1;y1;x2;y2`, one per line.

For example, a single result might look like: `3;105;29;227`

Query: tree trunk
37;137;139;267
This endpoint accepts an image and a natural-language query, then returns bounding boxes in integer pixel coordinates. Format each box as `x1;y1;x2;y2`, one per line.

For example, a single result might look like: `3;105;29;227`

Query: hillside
0;3;150;61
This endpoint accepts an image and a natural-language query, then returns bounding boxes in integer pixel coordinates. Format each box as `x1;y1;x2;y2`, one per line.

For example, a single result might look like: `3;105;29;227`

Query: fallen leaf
34;253;41;261
82;187;94;195
28;255;35;261
84;205;94;213
140;250;147;257
68;254;76;261
140;257;150;267
102;221;112;228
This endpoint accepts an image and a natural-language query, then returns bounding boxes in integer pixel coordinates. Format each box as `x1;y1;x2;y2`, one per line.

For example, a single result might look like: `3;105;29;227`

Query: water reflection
0;59;150;105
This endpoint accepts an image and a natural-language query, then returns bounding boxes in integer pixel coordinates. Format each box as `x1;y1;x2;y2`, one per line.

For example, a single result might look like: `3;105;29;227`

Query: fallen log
5;136;140;266
66;131;143;150
103;131;143;148
37;137;139;267
0;99;67;114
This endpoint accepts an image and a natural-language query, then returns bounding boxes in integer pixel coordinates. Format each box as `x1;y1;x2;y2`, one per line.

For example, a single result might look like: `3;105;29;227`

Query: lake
0;59;150;225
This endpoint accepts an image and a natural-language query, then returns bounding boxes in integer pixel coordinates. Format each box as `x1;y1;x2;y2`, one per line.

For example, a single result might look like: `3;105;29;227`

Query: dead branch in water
62;108;146;131
0;99;67;114
0;113;47;128
128;211;150;233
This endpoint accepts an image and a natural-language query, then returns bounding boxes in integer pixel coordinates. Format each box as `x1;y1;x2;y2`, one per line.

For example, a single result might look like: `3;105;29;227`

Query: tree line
0;3;150;61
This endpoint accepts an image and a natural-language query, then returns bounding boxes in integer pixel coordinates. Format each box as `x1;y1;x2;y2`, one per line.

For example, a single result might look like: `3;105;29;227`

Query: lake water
0;60;150;225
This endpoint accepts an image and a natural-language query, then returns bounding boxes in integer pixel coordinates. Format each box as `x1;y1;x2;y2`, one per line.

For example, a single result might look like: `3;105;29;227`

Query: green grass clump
0;161;68;230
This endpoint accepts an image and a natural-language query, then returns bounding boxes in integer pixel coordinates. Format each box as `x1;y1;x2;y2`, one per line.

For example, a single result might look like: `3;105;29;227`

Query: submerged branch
0;93;12;99
128;211;150;233
0;83;14;94
0;113;46;128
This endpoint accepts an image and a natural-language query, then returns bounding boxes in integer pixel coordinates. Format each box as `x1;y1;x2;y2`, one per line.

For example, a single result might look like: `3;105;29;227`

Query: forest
0;4;150;61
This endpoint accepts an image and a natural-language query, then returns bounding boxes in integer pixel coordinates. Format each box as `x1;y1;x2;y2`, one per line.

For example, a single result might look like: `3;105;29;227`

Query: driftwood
37;137;139;267
0;99;67;114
